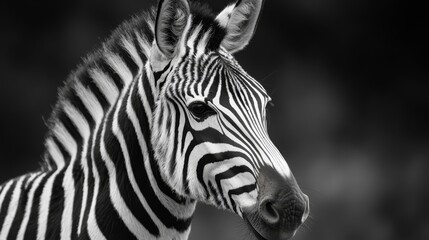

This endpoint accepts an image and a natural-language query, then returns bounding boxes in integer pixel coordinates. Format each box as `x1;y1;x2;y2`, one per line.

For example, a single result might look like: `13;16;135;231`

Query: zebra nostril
260;199;280;225
301;194;310;223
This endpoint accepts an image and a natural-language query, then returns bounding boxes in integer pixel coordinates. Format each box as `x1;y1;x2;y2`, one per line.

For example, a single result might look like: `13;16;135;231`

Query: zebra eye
188;101;216;120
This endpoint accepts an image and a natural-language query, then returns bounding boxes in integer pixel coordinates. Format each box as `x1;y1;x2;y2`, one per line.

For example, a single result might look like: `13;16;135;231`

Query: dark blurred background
0;0;427;239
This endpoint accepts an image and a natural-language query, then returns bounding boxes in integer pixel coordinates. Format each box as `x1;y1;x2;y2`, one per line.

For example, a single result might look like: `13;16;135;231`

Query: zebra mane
41;2;225;170
41;8;156;170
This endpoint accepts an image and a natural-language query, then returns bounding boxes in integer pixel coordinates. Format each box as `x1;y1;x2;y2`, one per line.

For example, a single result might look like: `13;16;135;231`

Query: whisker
260;69;280;82
299;186;325;196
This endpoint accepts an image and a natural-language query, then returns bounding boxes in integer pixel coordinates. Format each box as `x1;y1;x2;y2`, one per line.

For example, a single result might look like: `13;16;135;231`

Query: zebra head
149;0;309;239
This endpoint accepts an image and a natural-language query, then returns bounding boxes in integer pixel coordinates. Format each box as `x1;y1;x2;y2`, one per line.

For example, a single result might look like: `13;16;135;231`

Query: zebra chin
240;166;310;240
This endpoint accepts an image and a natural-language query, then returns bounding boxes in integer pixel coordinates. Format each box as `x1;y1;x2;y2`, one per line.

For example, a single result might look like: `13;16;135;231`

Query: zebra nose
253;166;310;239
260;198;280;225
259;191;309;234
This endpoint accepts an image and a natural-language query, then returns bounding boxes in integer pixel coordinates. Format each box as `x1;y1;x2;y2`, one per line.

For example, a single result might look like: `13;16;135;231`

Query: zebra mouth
243;215;269;240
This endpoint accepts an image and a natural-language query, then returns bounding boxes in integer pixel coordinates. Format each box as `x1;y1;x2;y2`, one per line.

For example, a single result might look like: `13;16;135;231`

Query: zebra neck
42;15;155;171
78;73;195;238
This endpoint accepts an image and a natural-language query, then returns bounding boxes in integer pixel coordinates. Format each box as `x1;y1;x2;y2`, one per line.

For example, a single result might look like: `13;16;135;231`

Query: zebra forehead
170;61;270;110
172;57;270;104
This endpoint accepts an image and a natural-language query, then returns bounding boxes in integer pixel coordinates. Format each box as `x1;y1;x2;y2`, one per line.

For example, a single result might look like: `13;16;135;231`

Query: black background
0;0;427;239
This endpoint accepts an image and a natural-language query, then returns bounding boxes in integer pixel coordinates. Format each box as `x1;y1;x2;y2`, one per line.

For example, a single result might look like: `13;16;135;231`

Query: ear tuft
216;0;264;53
155;0;190;58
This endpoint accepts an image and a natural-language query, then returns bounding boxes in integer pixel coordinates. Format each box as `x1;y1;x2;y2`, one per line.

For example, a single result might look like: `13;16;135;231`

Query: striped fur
0;0;304;239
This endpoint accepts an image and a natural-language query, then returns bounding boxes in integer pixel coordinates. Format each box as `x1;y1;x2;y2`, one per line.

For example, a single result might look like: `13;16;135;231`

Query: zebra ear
155;0;190;58
216;0;264;53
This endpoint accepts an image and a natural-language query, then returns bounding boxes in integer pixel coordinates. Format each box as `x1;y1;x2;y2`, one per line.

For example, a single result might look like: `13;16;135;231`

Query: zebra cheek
234;189;258;211
217;171;258;211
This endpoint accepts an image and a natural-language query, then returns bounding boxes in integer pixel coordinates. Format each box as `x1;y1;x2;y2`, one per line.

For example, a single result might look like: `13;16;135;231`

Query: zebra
0;0;310;239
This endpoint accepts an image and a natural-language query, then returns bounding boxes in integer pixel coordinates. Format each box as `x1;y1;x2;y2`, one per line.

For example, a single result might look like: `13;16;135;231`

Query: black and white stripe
0;0;300;239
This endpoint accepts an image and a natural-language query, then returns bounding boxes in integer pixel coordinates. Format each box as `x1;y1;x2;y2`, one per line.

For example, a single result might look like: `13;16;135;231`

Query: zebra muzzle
242;166;309;240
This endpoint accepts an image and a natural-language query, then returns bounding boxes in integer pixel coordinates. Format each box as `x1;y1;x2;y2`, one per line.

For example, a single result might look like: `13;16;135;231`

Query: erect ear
155;0;190;58
216;0;264;53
